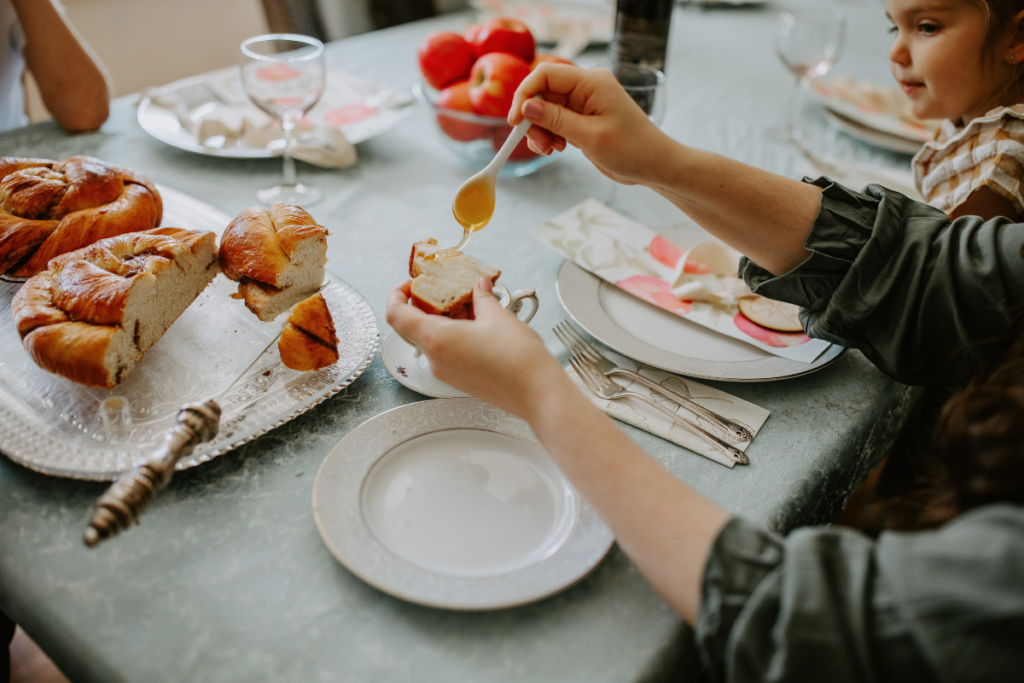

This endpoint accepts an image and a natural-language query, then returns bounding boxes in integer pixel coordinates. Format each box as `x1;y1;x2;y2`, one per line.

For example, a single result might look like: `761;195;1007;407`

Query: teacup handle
509;288;539;324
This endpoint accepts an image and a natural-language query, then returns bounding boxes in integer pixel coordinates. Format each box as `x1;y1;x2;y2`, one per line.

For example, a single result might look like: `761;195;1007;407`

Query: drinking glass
240;34;326;206
614;64;667;125
775;8;845;142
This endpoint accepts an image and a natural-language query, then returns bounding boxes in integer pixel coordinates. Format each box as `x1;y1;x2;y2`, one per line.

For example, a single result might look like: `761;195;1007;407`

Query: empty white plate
313;398;614;610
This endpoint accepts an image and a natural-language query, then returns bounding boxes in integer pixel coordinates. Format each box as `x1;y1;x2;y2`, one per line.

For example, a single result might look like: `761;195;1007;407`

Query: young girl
893;0;1024;220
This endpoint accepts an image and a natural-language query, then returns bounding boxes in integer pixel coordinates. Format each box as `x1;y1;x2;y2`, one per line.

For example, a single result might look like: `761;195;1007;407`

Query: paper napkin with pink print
532;199;832;363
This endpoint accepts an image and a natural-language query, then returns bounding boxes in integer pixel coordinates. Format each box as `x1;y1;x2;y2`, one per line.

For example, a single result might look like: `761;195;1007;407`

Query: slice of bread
409;239;500;319
12;227;219;388
219;203;327;321
278;292;339;372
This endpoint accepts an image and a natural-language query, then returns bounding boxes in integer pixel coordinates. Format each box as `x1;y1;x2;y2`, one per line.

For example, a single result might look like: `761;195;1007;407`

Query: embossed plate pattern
313;398;615;610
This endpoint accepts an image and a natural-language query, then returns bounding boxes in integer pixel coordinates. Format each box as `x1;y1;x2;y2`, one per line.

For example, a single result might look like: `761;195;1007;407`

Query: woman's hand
508;64;670;186
386;278;569;421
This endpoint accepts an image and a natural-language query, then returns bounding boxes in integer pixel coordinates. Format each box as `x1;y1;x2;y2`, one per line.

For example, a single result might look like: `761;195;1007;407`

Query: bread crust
219;203;327;287
278;293;339;372
0;156;163;277
12;227;218;388
408;239;500;319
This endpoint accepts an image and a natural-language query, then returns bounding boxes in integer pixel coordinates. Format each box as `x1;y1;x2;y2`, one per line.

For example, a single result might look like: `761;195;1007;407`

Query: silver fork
567;355;750;466
554;322;753;443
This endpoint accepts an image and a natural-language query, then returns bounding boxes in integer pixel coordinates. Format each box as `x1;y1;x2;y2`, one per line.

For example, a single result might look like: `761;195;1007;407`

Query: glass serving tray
0;186;378;480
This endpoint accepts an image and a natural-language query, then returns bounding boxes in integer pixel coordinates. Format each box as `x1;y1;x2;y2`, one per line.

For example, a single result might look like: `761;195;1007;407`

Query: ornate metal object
84;401;221;547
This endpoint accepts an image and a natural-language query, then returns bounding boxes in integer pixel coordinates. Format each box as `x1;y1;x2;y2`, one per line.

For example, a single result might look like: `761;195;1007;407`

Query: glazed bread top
0;156;163;277
219;203;328;288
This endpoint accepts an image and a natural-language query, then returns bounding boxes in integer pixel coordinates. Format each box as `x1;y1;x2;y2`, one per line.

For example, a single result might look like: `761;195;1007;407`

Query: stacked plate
812;77;939;156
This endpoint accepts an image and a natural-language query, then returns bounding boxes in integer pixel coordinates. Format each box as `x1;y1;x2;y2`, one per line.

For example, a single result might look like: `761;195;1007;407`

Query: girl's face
886;0;1021;121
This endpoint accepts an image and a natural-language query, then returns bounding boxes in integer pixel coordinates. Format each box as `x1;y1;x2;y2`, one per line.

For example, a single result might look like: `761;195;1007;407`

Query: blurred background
25;0;472;122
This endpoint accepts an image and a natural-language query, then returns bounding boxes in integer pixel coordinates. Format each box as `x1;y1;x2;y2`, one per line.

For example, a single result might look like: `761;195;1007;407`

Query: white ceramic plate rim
312;397;615;610
824;109;923;156
556;260;845;382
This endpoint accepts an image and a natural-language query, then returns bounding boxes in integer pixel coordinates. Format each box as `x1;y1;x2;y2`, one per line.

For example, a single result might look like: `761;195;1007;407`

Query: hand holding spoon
429;116;534;260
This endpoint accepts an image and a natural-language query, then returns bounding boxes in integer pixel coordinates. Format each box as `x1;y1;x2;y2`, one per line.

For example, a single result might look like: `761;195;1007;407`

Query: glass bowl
414;82;558;178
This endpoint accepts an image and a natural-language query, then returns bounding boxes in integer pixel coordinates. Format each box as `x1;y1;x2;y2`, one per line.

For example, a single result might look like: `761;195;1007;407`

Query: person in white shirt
0;0;110;133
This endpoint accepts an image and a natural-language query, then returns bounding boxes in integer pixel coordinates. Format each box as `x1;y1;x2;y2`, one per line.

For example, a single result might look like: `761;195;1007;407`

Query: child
892;0;1024;220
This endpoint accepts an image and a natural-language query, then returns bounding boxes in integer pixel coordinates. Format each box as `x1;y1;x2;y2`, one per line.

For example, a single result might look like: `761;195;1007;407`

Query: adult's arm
386;280;731;623
697;505;1024;682
12;0;110;132
743;179;1024;385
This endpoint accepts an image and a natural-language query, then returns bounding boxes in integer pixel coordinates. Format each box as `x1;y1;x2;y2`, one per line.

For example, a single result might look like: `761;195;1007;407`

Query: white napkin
669;242;753;305
564;348;770;468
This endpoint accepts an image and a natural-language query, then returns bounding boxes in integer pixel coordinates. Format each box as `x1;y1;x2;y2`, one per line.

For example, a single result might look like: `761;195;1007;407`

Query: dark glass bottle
610;0;674;73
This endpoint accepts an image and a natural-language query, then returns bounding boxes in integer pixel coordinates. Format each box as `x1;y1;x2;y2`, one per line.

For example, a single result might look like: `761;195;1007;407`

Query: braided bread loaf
0;156;163;278
278;292;339;372
219;203;328;321
12;227;219;388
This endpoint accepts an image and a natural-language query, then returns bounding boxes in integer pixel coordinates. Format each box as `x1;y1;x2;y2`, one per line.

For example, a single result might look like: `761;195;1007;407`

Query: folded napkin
564;347;770;468
533;199;833;363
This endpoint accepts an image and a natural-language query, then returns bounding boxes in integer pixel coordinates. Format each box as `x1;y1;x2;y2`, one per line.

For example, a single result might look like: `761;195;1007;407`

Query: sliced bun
278;292;339;372
12;227;218;388
219;203;327;321
408;239;500;319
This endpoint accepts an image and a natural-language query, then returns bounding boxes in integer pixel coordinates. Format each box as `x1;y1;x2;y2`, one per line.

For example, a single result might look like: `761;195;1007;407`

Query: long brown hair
863;308;1024;532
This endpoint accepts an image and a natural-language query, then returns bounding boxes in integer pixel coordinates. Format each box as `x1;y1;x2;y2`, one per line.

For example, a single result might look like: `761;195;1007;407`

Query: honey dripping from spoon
426;175;496;261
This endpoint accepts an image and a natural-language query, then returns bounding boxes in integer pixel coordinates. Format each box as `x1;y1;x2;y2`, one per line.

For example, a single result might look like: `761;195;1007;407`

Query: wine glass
775;8;845;143
240;34;326;207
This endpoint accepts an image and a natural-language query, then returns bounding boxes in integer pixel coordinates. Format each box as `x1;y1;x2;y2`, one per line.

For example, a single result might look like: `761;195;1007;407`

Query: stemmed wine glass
240;34;326;207
775;8;845;143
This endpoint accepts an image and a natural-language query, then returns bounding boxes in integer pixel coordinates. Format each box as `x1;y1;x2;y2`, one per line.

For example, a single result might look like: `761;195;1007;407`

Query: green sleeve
739;178;1024;385
695;506;1024;682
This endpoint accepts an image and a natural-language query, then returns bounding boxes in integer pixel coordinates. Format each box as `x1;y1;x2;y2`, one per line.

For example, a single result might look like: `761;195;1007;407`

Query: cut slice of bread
278;292;339;372
409;239;500;319
219;203;327;321
12;227;219;388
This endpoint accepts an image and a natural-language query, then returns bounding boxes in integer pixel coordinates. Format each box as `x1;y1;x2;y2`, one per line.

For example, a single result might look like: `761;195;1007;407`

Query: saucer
382;330;469;398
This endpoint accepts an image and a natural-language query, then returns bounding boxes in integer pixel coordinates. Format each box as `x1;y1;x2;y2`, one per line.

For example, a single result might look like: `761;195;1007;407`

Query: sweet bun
0;156;162;277
278;292;339;372
219;203;328;321
11;227;219;388
408;238;500;319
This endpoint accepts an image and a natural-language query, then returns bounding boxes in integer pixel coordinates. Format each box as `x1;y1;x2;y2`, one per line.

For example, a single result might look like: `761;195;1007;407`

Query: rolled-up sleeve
739;178;1024;385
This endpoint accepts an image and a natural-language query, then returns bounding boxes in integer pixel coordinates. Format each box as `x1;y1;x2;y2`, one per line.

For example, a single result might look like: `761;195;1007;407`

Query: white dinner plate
556;261;844;382
824;109;924;156
382;331;469;399
313;398;614;610
137;74;413;160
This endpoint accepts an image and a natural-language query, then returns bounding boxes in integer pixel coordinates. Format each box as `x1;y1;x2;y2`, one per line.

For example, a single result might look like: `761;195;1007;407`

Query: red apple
436;80;488;142
469;53;531;117
530;53;574;70
464;24;485;57
492;125;540;162
417;32;475;90
471;18;535;63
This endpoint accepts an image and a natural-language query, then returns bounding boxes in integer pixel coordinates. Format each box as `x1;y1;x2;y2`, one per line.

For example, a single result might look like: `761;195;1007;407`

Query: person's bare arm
508;65;822;275
12;0;110;132
950;185;1020;222
387;280;731;623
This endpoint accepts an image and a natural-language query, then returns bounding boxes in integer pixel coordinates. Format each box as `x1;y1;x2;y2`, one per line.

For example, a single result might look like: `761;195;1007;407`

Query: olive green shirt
697;180;1024;682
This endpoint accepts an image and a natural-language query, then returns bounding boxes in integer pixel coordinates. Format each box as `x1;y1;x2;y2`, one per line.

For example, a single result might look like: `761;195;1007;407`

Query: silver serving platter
0;186;378;480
